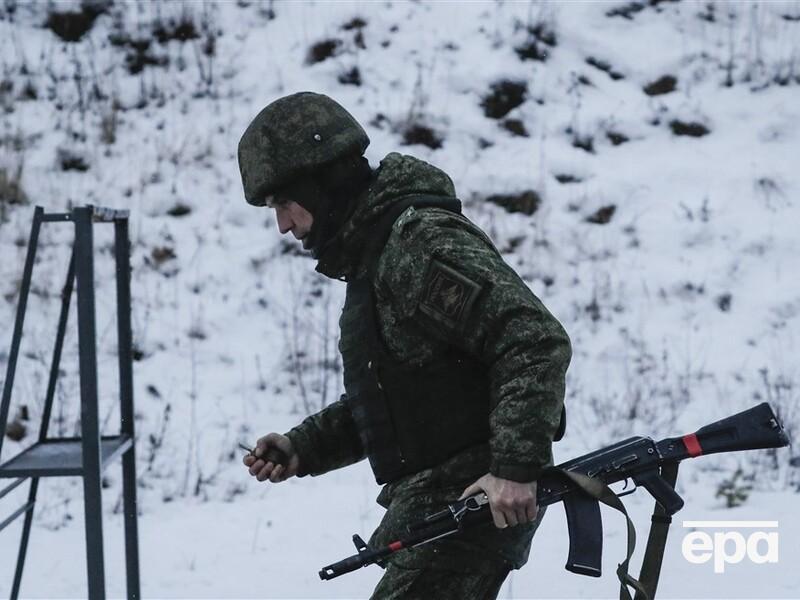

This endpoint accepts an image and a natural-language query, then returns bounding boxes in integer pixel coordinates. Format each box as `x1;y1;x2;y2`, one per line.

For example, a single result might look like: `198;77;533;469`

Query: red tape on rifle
389;541;404;551
682;433;703;457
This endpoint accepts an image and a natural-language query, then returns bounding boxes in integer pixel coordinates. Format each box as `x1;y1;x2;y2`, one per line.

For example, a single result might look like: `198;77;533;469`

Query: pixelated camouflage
375;203;571;482
237;92;370;205
284;152;571;572
369;559;510;600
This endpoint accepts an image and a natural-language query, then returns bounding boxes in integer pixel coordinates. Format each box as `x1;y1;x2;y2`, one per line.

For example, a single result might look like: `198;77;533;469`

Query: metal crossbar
39;206;130;224
0;501;33;533
0;478;26;501
0;205;140;599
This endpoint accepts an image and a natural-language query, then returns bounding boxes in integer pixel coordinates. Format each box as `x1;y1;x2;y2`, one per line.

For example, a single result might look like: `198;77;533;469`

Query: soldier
239;92;571;599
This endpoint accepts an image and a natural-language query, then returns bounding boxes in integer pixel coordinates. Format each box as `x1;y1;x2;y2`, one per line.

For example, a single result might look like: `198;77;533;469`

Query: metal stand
0;206;140;600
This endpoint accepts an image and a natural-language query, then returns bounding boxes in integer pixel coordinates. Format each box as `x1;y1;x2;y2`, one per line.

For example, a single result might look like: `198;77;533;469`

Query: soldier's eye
265;193;290;208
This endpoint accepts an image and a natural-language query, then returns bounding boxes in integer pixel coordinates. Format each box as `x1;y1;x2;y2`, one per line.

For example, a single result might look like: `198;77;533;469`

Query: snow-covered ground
2;465;799;599
0;0;798;598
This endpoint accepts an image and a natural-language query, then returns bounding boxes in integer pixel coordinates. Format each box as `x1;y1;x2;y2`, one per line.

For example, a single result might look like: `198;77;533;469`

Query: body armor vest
338;195;566;485
339;195;491;484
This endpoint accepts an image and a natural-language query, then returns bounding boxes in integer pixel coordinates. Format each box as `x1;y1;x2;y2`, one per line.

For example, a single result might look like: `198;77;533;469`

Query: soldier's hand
458;473;538;529
242;432;300;483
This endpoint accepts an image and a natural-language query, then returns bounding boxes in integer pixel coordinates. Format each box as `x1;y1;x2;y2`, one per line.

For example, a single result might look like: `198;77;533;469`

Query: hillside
0;1;798;598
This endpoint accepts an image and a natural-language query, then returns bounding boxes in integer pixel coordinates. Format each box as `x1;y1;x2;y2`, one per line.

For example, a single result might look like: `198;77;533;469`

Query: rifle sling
633;463;679;600
548;468;649;600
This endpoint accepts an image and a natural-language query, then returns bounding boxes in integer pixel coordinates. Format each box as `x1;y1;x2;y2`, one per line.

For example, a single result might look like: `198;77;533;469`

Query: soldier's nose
276;208;293;235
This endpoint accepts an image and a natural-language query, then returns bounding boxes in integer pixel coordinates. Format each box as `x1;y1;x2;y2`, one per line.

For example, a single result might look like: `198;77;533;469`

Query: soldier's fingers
254;438;267;457
505;509;520;527
491;507;508;529
243;455;254;466
269;464;285;483
515;507;528;526
458;481;482;501
248;459;264;476
256;462;274;482
525;502;538;522
266;433;292;455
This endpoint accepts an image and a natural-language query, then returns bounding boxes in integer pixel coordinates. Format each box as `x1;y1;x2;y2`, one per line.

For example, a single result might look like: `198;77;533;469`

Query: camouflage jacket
284;152;572;571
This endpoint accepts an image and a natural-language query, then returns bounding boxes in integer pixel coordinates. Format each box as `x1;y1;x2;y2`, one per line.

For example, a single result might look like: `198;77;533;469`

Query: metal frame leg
10;249;76;599
40;248;76;439
0;207;44;461
74;207;106;599
1;207;44;600
2;206;141;599
115;218;140;600
10;478;38;600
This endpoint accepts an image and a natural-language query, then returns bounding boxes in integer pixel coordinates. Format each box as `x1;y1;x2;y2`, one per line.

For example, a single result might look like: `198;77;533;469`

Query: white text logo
681;520;779;573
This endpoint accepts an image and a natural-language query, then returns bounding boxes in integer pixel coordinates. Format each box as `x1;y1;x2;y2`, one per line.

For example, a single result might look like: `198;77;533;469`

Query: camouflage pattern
237;92;370;205
370;561;510;600
284;152;571;572
374;202;571;482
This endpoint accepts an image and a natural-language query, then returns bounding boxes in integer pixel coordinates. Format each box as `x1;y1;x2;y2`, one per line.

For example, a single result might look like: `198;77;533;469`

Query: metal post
40;248;76;439
0;207;44;461
74;207;106;599
10;249;77;599
9;480;37;600
115;218;140;600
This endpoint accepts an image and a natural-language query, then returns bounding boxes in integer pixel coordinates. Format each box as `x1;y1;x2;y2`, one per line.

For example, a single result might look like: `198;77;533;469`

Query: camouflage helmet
238;92;370;206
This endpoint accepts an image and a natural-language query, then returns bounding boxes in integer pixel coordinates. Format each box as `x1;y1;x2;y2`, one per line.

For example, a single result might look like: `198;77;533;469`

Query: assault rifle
318;402;789;599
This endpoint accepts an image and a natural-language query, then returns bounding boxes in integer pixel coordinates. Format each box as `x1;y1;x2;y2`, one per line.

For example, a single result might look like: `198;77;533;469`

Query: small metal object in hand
238;442;288;466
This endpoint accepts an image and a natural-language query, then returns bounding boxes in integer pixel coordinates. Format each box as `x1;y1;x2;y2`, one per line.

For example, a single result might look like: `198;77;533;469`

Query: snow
0;0;798;598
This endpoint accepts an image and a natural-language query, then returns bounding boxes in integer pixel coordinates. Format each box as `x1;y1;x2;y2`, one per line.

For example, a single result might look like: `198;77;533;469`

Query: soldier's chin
301;236;316;254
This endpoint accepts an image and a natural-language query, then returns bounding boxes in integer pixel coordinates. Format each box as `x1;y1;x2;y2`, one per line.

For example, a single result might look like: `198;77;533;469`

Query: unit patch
418;260;483;330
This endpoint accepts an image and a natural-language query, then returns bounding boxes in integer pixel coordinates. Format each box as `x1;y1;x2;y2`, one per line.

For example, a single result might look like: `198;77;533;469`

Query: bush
0;164;28;222
715;468;753;508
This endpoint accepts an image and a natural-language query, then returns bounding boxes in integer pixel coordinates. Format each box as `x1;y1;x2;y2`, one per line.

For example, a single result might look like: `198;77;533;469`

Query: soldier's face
271;200;314;249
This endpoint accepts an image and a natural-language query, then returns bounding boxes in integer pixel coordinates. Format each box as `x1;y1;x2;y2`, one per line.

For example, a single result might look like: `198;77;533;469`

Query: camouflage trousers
369;562;510;600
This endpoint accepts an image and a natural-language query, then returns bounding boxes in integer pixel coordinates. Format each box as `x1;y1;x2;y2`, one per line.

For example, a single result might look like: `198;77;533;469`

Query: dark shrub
643;75;677;96
58;149;90;172
167;203;192;217
502;118;529;137
486;190;541;215
716;293;732;312
606;131;630;145
307;39;342;64
342;17;367;30
554;173;583;184
153;16;200;43
401;124;443;149
670;120;710;137
45;3;106;42
572;134;595;154
586;56;625;80
606;2;645;19
481;80;527;119
338;67;362;86
586;205;616;224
